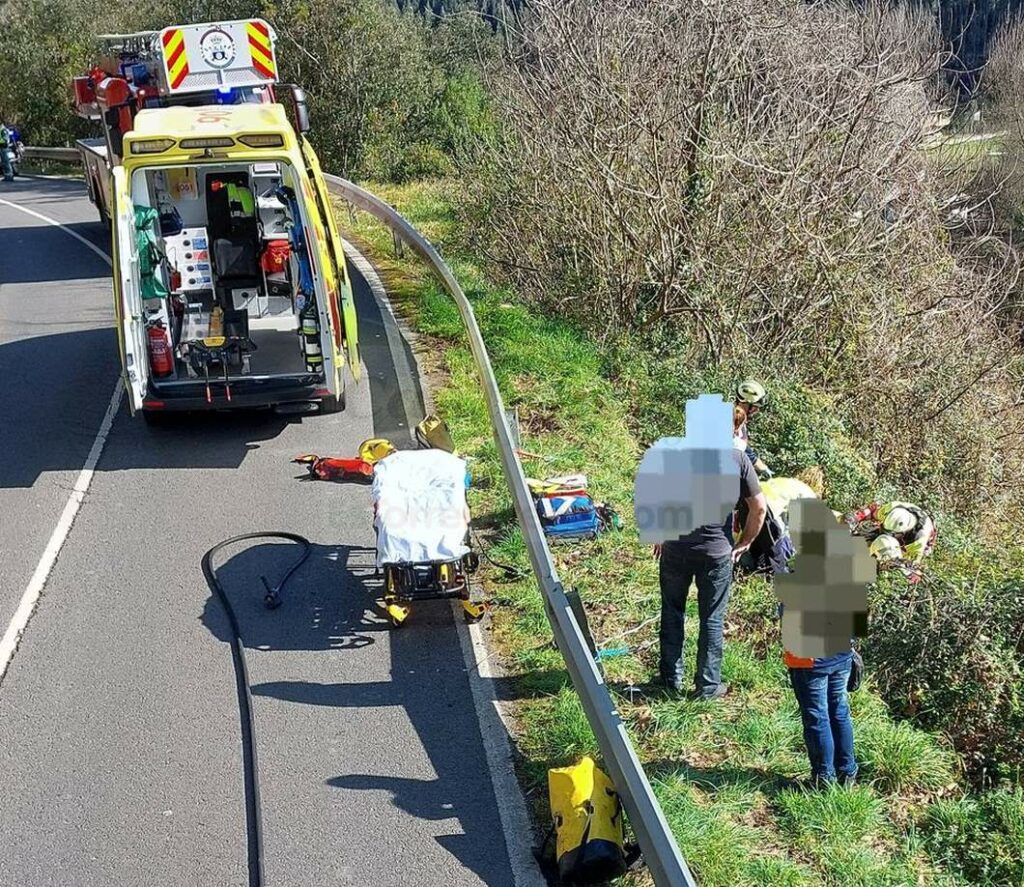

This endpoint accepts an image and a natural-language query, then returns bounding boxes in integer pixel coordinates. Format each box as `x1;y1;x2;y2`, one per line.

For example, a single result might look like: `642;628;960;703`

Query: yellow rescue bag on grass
548;756;626;884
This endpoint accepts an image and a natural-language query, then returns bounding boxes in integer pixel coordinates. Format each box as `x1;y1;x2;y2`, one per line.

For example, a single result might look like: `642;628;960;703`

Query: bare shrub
467;0;1024;527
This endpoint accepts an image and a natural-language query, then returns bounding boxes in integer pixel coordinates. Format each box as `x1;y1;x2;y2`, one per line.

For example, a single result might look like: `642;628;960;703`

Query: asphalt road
0;176;517;886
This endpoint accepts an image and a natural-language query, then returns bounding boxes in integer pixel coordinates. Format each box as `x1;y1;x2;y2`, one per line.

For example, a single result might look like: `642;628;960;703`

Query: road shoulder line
0;197;121;686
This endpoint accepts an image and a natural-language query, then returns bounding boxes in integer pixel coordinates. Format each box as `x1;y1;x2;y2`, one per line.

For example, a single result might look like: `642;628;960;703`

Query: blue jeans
789;660;857;782
658;544;732;695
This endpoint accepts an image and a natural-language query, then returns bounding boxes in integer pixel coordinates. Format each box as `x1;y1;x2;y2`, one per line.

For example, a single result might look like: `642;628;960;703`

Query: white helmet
735;379;767;406
869;534;902;562
882;506;916;535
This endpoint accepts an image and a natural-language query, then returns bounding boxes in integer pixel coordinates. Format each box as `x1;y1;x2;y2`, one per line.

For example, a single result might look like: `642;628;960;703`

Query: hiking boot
657;674;684;694
689;682;730;701
838;772;858;788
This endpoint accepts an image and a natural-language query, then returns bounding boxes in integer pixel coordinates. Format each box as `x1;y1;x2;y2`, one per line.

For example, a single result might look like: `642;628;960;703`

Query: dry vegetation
467;0;1024;529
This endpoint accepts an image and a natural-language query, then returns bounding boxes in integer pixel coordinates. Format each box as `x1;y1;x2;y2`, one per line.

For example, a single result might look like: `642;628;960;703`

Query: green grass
331;179;1019;886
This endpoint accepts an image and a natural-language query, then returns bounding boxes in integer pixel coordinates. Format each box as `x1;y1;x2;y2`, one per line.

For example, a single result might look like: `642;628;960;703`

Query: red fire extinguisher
147;322;174;377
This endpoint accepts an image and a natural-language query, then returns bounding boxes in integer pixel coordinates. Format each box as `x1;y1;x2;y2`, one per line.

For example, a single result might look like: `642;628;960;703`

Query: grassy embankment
332;181;1022;887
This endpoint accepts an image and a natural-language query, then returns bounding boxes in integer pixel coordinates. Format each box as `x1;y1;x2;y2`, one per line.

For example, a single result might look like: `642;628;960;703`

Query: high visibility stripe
249;40;273;68
166;41;185;70
162;28;189;90
170;62;190;90
246;20;276;79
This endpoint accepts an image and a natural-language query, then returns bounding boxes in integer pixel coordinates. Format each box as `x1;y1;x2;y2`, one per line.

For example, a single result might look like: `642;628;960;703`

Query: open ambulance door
110;166;148;414
300;137;361;384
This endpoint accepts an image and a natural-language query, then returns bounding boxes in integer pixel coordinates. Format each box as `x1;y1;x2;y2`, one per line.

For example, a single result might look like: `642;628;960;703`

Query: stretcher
372;449;483;626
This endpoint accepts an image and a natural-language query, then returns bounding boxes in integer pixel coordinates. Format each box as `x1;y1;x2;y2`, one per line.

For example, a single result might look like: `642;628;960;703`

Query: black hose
200;532;312;887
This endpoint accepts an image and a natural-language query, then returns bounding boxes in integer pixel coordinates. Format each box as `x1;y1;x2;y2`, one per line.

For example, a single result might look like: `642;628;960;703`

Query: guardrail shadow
348;250;426;447
203;539;515;884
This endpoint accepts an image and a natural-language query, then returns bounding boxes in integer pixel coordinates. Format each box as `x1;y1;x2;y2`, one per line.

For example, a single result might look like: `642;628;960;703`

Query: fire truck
72;19;359;418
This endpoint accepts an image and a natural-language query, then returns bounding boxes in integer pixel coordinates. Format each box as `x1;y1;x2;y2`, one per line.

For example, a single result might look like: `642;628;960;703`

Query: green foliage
920;788;1024;885
865;542;1024;784
0;0;499;182
609;339;876;511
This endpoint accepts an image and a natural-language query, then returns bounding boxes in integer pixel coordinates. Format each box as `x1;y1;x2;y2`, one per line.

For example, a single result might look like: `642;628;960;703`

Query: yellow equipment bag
548;756;626;884
359;438;397;465
414;414;456;454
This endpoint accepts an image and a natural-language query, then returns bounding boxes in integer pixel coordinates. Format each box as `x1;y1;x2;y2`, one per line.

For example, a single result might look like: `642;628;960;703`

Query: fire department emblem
199;28;237;69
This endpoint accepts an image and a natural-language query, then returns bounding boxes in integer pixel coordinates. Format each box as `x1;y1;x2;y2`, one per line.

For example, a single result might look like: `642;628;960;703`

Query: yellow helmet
359;438;396;465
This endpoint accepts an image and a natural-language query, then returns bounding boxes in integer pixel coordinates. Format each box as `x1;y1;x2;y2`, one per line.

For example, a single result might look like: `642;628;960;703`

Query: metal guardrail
20;144;695;884
22;146;80;162
323;173;696;887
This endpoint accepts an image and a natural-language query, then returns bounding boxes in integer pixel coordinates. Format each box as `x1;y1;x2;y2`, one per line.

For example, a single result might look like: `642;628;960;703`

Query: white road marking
344;239;544;884
0;196;111;265
0;196;122;685
451;604;547;887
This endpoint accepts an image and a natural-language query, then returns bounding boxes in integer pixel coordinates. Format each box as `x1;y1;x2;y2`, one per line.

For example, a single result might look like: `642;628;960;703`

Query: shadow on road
0;330;300;486
0;223;110;283
200;538;514;885
199;541;386;652
350;260;426;447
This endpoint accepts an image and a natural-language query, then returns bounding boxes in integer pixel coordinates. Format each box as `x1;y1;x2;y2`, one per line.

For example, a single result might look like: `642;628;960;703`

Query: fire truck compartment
130;159;324;387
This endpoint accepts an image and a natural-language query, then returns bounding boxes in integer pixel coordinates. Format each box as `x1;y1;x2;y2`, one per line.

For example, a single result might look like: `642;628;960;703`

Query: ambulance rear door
111;166;148;414
299;137;361;383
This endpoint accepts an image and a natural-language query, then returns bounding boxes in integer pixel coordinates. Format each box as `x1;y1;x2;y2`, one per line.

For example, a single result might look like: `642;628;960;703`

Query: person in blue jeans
786;645;858;785
656;451;767;698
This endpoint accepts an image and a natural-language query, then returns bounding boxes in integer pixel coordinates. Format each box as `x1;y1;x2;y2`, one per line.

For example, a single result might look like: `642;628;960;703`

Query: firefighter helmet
735;379;768;406
882;506;916;535
359;437;397;465
869;534;902;562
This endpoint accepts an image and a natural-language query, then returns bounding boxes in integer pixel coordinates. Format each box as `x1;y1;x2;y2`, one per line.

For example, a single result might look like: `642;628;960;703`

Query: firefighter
734;379;773;479
846;501;936;570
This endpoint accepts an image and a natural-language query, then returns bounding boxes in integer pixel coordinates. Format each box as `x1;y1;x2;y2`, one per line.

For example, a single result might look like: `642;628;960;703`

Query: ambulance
73;20;359;417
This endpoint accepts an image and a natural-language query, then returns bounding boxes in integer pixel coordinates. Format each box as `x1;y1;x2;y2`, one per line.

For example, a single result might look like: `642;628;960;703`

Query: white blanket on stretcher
372;449;471;567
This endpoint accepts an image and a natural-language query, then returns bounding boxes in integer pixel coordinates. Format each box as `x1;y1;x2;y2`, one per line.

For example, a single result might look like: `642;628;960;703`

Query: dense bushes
921;787;1024;884
865;542;1024;784
0;0;496;181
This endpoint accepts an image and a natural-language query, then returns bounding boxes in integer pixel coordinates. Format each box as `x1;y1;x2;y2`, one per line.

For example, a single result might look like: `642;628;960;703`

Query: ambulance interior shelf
136;160;323;384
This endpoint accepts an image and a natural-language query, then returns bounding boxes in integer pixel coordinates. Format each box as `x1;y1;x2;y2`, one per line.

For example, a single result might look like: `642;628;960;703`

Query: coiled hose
200;532;311;887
